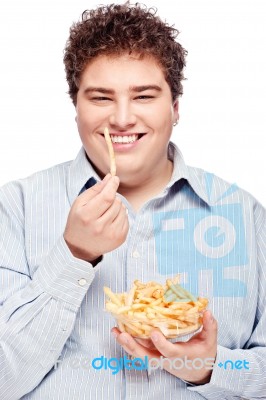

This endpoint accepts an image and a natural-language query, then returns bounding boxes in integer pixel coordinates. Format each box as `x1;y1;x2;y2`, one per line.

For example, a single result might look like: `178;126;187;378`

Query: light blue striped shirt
0;142;265;400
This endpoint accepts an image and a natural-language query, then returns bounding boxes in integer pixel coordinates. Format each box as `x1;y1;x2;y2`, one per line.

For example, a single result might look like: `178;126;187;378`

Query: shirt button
78;278;87;286
132;250;140;259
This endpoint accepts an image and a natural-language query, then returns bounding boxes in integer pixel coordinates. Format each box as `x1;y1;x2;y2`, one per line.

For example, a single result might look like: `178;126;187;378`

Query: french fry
152;288;165;299
164;293;177;302
134;280;145;289
105;302;118;312
125;284;137;306
147;312;156;319
152;306;184;316
136;297;154;303
124;321;143;335
103;275;208;339
118;321;126;332
103;286;122;307
116;306;132;314
131;303;149;310
104;127;116;176
169;303;192;310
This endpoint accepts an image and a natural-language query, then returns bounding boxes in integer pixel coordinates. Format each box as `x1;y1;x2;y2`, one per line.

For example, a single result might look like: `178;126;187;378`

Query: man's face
75;54;179;183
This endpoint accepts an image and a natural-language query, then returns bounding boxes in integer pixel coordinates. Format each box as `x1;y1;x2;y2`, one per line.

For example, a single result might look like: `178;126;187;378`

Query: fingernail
111;330;118;338
151;333;159;342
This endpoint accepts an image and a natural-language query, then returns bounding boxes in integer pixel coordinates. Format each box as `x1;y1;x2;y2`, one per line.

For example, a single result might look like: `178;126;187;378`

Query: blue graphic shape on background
153;203;248;297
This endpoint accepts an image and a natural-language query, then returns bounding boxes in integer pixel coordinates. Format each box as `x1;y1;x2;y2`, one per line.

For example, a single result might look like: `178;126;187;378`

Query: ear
173;99;179;122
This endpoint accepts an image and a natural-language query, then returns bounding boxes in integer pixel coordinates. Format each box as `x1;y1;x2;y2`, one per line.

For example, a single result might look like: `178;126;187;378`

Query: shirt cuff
34;236;96;311
187;345;245;398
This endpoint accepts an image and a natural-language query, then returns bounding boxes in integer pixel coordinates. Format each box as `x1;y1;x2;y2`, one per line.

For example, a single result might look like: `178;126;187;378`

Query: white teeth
111;134;138;144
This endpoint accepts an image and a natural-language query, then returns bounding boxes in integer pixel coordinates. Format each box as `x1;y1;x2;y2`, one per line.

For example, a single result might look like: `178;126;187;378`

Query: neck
118;159;173;212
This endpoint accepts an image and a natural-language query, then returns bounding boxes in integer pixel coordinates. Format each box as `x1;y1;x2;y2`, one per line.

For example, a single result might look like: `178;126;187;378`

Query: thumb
77;173;112;204
199;310;218;343
202;310;216;332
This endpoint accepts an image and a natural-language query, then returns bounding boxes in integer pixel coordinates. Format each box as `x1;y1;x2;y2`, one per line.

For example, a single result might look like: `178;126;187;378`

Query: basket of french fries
104;276;208;339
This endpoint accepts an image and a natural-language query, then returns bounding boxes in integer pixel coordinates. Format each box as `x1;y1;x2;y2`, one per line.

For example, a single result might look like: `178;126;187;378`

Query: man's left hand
111;310;217;384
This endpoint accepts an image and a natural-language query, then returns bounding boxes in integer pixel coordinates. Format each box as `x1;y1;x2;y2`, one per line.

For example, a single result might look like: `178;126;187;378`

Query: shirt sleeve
0;184;97;400
187;201;266;399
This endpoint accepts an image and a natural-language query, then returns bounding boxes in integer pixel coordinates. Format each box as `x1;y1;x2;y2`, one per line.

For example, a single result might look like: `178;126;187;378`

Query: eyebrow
83;85;162;95
131;85;162;93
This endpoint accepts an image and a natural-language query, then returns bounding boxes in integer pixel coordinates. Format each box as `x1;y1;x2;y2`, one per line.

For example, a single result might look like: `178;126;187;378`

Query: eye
135;95;154;101
91;96;112;101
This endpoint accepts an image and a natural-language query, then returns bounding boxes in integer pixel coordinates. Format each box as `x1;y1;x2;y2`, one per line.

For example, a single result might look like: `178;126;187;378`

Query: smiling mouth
101;133;146;144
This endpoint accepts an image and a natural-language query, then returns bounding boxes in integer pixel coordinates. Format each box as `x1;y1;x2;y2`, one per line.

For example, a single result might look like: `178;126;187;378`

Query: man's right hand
64;173;129;262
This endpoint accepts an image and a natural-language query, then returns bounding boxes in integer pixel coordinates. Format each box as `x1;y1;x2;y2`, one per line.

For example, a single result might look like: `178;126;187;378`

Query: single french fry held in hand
104;127;116;176
103;276;208;339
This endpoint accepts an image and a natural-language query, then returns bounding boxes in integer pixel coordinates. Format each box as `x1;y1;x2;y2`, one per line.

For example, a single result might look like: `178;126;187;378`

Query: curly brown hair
63;2;187;105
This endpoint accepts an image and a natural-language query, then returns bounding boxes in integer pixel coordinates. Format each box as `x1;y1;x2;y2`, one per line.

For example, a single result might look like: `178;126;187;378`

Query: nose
108;100;137;130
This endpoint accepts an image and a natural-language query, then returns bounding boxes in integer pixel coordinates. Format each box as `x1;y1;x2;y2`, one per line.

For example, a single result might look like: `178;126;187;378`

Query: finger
85;176;120;217
112;328;158;350
111;202;128;226
110;207;129;240
135;338;157;350
199;310;218;343
111;329;160;358
150;329;181;358
77;173;112;205
97;197;123;225
111;327;121;336
112;330;138;356
121;213;130;234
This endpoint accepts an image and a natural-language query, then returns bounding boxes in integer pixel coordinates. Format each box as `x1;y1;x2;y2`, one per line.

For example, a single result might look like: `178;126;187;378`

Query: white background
0;0;265;204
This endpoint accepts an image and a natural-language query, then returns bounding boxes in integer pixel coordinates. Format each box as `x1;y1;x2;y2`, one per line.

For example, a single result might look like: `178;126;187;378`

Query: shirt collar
67;142;212;206
167;142;212;206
